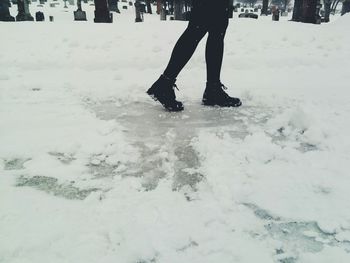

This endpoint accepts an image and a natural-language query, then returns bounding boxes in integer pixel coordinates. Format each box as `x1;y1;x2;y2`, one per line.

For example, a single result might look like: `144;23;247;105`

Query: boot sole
202;100;242;107
146;91;184;112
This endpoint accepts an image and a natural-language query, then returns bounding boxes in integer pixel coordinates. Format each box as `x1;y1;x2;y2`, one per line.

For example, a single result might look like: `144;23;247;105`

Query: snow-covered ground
1;3;350;263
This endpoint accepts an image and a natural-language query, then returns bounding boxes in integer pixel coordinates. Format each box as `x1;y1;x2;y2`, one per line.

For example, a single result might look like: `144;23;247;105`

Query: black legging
163;0;230;83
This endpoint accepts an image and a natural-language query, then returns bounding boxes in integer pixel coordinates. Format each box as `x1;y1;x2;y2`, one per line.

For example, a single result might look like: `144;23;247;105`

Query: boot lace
221;84;228;90
218;83;230;98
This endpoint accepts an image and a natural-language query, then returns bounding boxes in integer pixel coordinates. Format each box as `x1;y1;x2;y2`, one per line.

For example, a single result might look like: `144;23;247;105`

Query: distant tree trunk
324;0;331;21
332;0;341;13
16;0;34;21
330;0;338;13
156;0;161;14
330;0;337;11
342;0;350;15
174;0;185;20
168;0;174;15
94;0;112;23
160;0;166;20
301;0;317;22
292;0;321;23
134;0;143;22
145;0;152;14
261;0;269;15
282;0;286;11
292;0;303;20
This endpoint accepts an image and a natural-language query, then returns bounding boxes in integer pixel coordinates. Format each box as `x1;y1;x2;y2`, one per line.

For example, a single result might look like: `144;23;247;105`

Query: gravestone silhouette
74;0;87;21
35;11;45;21
108;0;120;13
16;0;34;21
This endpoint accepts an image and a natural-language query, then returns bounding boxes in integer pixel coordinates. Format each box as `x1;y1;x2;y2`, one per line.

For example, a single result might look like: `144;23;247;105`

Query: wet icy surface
16;175;99;200
92;101;272;190
243;203;350;261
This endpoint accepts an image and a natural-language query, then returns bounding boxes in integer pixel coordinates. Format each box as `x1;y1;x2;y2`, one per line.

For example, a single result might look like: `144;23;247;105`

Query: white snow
1;3;350;263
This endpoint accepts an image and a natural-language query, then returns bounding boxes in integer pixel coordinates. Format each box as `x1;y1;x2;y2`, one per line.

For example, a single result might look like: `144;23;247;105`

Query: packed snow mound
327;12;350;27
336;13;350;22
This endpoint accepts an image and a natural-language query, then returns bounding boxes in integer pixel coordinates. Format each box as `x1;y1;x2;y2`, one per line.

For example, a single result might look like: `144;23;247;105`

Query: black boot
202;82;242;107
147;75;184;112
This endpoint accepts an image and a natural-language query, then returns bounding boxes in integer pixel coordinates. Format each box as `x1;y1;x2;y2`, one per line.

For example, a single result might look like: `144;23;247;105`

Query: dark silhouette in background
147;0;242;112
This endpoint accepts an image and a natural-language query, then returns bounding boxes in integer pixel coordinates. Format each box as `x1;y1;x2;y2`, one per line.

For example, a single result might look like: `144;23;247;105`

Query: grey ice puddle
243;203;350;262
4;156;99;200
91;100;272;190
16;175;99;200
3;158;31;170
8;99;319;201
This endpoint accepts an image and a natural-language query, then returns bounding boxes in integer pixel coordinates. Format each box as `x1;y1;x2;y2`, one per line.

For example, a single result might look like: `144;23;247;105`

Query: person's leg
205;2;229;83
205;26;228;83
148;1;209;112
202;1;242;107
163;25;208;80
163;1;209;80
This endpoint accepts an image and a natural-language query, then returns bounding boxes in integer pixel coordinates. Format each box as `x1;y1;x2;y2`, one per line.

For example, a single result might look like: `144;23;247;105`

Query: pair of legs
147;1;241;111
163;0;230;83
